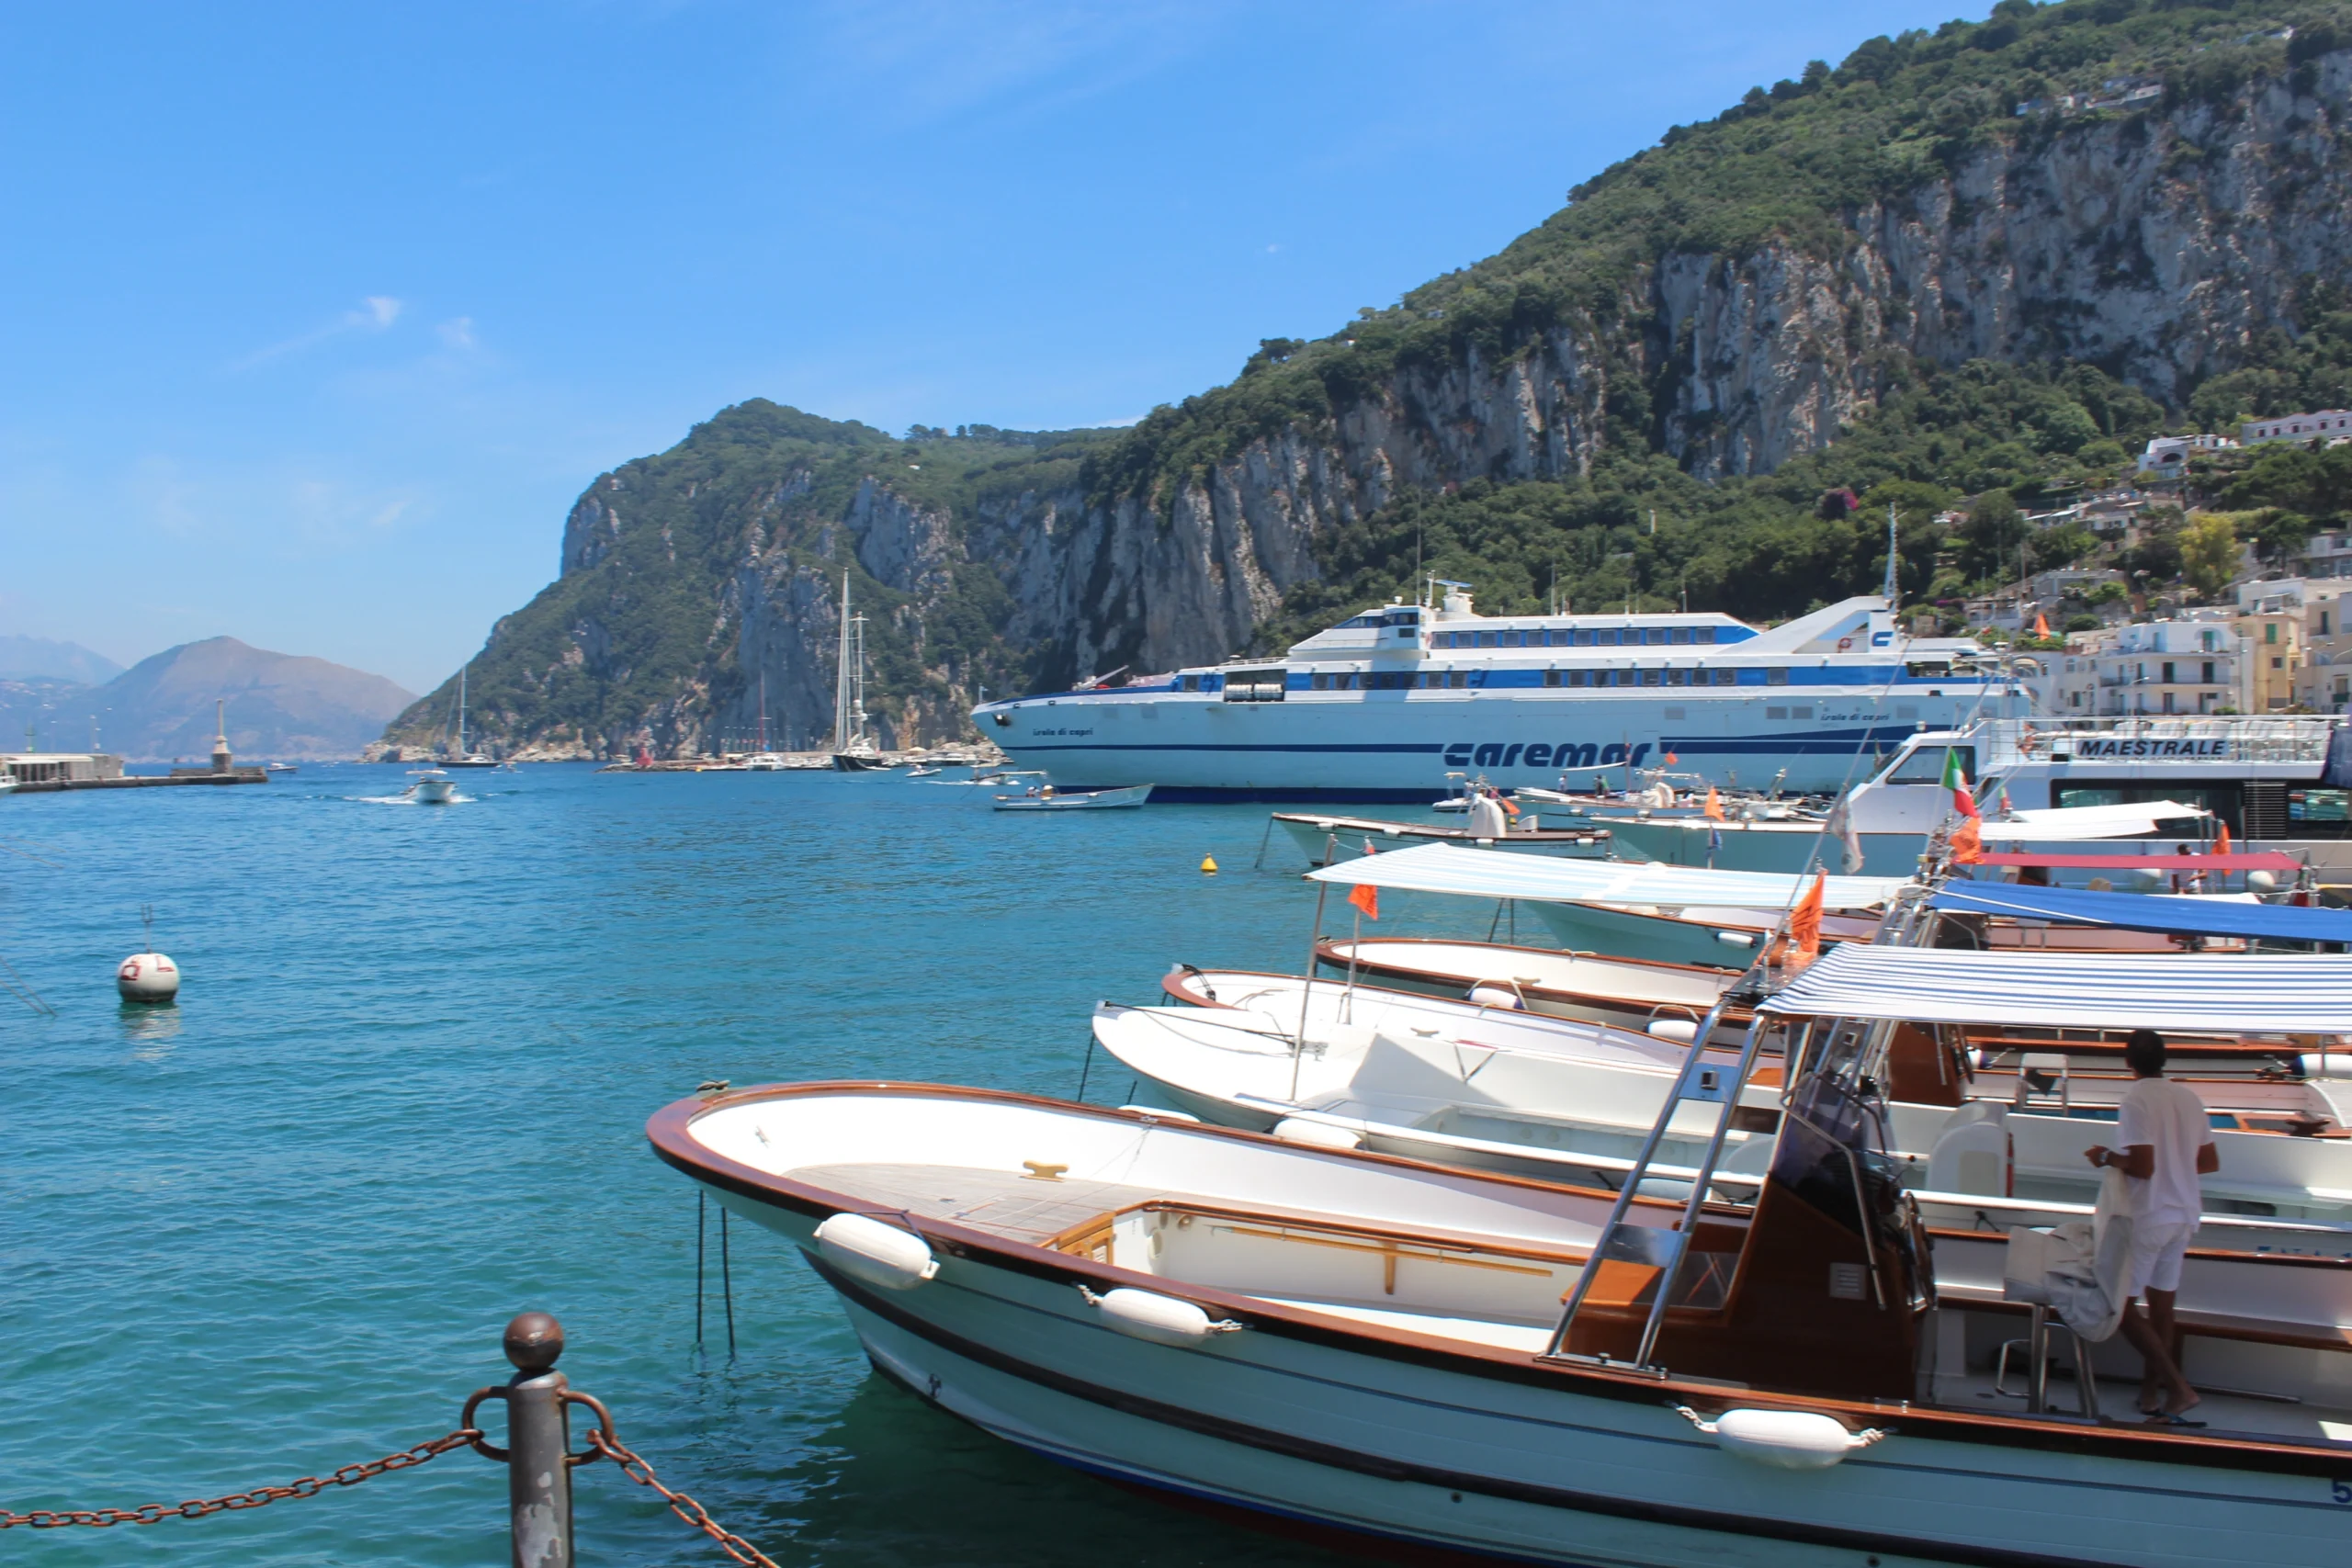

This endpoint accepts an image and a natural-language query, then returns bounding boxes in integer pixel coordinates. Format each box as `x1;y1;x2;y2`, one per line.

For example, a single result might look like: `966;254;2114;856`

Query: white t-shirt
2113;1076;2214;1229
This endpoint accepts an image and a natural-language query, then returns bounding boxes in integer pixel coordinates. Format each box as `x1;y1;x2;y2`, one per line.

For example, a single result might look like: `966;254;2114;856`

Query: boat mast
758;671;770;752
849;608;870;749
457;663;468;755
832;571;854;752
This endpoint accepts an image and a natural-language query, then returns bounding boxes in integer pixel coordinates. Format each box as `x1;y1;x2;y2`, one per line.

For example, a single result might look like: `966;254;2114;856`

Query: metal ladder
1544;880;1941;1370
1543;969;1773;1370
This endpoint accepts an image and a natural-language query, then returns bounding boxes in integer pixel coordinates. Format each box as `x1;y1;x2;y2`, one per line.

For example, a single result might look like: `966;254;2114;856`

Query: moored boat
651;1076;2352;1568
1273;811;1610;866
992;784;1153;811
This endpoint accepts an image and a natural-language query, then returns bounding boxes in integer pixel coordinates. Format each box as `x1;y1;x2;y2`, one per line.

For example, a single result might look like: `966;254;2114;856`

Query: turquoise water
4;766;1471;1565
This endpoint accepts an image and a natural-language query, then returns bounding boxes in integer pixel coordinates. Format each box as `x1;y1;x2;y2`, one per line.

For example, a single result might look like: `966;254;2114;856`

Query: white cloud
230;295;407;370
435;316;477;350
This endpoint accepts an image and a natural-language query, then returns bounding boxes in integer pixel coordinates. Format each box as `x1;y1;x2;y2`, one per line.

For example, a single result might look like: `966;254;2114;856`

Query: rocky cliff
386;6;2352;758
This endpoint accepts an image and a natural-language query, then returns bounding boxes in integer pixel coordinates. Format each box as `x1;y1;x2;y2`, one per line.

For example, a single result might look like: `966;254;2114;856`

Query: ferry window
1669;628;1691;645
1766;668;1789;685
1713;669;1735;685
1668;667;1690;685
1766;706;1787;720
1664;706;1686;720
1894;705;1917;719
1181;675;1200;692
1790;705;1812;719
1500;631;1520;648
1599;629;1621;647
1640;668;1660;686
1448;671;1467;689
1543;669;1561;687
1695;627;1716;645
1543;629;1563;647
1569;669;1589;687
1311;672;1330;691
1904;661;1950;678
1571;629;1591;647
2291;789;2352;823
1203;674;1223;691
1647;628;1668;645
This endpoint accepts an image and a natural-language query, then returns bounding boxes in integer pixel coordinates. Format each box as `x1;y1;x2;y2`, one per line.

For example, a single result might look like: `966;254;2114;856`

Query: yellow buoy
1200;854;1218;874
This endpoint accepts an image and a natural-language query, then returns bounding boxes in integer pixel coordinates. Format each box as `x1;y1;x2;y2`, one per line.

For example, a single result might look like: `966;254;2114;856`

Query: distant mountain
0;635;123;684
4;637;416;761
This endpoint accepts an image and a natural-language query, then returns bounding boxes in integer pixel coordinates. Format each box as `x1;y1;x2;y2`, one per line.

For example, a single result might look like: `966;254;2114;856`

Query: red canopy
1971;850;2302;872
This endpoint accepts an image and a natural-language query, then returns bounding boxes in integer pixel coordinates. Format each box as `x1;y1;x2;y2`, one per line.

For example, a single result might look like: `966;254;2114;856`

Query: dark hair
2123;1029;2166;1077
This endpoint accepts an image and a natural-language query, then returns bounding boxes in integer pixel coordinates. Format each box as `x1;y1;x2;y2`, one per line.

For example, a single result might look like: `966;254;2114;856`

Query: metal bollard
500;1313;573;1568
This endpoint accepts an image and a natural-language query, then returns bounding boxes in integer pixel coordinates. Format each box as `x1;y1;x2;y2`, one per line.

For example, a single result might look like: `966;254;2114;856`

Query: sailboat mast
457;663;468;754
832;571;854;752
758;671;769;752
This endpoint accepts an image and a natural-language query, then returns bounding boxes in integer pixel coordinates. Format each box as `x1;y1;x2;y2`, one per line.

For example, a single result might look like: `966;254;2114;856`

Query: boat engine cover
815;1213;939;1291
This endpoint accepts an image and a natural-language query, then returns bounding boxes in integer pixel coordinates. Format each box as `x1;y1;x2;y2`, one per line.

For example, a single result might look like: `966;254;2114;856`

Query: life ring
1838;637;1854;651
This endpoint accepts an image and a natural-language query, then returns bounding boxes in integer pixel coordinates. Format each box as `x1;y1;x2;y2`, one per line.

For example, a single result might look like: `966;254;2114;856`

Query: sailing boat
830;572;889;771
745;671;788;770
442;662;498;767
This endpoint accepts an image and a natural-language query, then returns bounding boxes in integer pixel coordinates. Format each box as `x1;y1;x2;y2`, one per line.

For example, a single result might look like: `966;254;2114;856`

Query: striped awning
1760;945;2352;1031
1302;842;1907;911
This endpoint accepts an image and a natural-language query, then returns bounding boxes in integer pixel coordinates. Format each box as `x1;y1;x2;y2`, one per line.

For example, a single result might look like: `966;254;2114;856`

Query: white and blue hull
982;686;2007;803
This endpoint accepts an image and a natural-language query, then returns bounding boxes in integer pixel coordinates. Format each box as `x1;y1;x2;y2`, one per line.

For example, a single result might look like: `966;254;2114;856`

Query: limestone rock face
403;57;2352;757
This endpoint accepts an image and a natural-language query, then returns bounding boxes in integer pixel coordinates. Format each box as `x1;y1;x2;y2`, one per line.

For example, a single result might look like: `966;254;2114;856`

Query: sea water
3;766;1482;1565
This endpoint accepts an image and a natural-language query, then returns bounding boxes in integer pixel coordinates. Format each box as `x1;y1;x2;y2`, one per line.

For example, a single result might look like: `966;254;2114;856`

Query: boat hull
982;688;2008;802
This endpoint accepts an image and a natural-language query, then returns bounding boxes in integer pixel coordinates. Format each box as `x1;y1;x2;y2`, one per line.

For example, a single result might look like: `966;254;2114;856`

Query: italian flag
1942;749;1979;819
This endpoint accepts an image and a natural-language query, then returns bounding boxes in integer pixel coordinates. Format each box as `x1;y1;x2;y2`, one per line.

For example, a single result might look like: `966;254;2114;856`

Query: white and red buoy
118;951;180;1002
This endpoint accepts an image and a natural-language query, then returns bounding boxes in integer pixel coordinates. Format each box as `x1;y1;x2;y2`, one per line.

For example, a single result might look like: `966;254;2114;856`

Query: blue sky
0;0;1980;694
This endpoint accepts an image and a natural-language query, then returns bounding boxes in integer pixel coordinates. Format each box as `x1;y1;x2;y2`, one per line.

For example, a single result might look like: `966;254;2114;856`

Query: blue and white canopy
1303;843;1907;910
1761;945;2352;1032
1930;884;2352;944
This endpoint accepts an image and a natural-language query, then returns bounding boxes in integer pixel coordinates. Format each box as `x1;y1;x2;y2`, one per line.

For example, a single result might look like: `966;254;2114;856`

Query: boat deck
797;1162;1160;1247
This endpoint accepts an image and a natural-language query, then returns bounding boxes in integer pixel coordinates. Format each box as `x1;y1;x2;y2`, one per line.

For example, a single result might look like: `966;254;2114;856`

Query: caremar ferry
972;582;2028;801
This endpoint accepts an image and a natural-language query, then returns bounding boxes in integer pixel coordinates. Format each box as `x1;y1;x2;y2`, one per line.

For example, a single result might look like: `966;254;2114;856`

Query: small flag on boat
2033;612;2051;638
1665;750;1679;764
1826;791;1865;874
1951;816;1984;865
1498;792;1520;817
1789;873;1825;959
2213;823;2232;854
1941;747;1978;818
1348;882;1379;920
1702;786;1724;821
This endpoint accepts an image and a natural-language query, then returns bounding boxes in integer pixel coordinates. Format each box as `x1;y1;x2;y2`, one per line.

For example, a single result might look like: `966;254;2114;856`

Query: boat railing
1974;715;2337;769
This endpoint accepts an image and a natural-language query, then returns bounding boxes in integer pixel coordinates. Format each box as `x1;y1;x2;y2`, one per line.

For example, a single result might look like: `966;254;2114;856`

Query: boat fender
1464;984;1524;1010
1715;931;1756;948
1079;1285;1243;1347
2299;1052;2352;1080
1645;1019;1698;1044
1675;1405;1888;1470
814;1213;939;1291
1272;1116;1363;1150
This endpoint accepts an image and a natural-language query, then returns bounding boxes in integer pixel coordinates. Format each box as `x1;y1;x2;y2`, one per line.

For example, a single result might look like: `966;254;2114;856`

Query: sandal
2144;1411;2206;1427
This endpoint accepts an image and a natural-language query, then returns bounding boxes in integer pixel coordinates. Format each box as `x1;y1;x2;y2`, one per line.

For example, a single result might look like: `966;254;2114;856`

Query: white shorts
2124;1219;2196;1298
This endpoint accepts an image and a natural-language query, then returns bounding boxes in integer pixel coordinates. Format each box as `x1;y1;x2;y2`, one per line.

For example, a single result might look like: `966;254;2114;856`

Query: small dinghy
1272;812;1609;866
652;1074;2352;1568
992;784;1153;811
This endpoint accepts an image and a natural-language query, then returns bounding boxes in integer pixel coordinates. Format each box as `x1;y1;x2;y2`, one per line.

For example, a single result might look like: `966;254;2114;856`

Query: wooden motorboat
651;1078;2352;1568
992;784;1153;811
1272;812;1609;866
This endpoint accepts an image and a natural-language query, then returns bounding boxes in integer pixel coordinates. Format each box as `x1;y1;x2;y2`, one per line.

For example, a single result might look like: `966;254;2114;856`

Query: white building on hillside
2242;411;2352;446
2136;434;2232;476
2050;614;2243;717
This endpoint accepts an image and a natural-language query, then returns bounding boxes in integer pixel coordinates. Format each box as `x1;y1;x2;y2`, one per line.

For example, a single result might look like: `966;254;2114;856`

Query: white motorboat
1273;811;1609;866
652;1076;2352;1568
1607;797;2220;880
743;753;792;771
992;784;1154;811
1107;964;2352;1226
264;761;298;774
408;769;458;805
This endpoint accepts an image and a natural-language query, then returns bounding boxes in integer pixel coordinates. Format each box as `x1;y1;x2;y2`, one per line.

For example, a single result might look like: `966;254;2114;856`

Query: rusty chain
0;1428;482;1530
586;1427;784;1568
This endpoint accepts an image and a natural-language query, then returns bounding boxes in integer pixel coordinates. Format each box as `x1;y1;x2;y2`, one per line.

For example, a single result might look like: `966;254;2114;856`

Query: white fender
1272;1117;1363;1150
815;1213;938;1291
1464;984;1523;1010
1645;1018;1698;1043
1678;1406;1887;1470
1084;1286;1242;1347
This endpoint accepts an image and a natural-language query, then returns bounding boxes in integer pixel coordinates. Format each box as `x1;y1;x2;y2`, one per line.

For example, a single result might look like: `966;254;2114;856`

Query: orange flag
1665;750;1679;764
1789;873;1826;958
1702;786;1724;821
1348;882;1379;920
2213;823;2232;855
1951;817;1984;865
2032;612;2051;638
1499;795;1520;817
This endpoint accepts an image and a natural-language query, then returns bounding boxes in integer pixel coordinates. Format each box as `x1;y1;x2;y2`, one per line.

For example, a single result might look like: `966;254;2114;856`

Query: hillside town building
2241;410;2352;446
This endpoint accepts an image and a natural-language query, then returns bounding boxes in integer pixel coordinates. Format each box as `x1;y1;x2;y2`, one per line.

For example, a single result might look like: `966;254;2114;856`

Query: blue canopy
1929;883;2352;944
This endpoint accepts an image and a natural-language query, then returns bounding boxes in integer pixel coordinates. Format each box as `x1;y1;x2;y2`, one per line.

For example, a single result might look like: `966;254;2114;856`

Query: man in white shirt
2085;1029;2219;1425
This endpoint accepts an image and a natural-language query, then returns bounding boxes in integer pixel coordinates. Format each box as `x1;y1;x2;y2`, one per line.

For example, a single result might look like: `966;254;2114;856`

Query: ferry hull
985;688;2004;803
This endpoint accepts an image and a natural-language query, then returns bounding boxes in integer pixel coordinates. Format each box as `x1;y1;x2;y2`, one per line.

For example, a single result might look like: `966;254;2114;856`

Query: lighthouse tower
210;699;232;774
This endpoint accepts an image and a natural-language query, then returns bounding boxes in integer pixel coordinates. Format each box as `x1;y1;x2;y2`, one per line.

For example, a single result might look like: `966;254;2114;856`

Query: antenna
1883;502;1901;606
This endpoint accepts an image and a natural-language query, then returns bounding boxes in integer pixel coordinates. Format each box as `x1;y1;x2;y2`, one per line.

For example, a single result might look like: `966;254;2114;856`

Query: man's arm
2083;1143;2155;1179
2197;1142;2219;1175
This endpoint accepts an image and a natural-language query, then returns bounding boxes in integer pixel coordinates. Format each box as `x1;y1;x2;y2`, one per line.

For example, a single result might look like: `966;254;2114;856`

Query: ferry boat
972;584;2026;801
